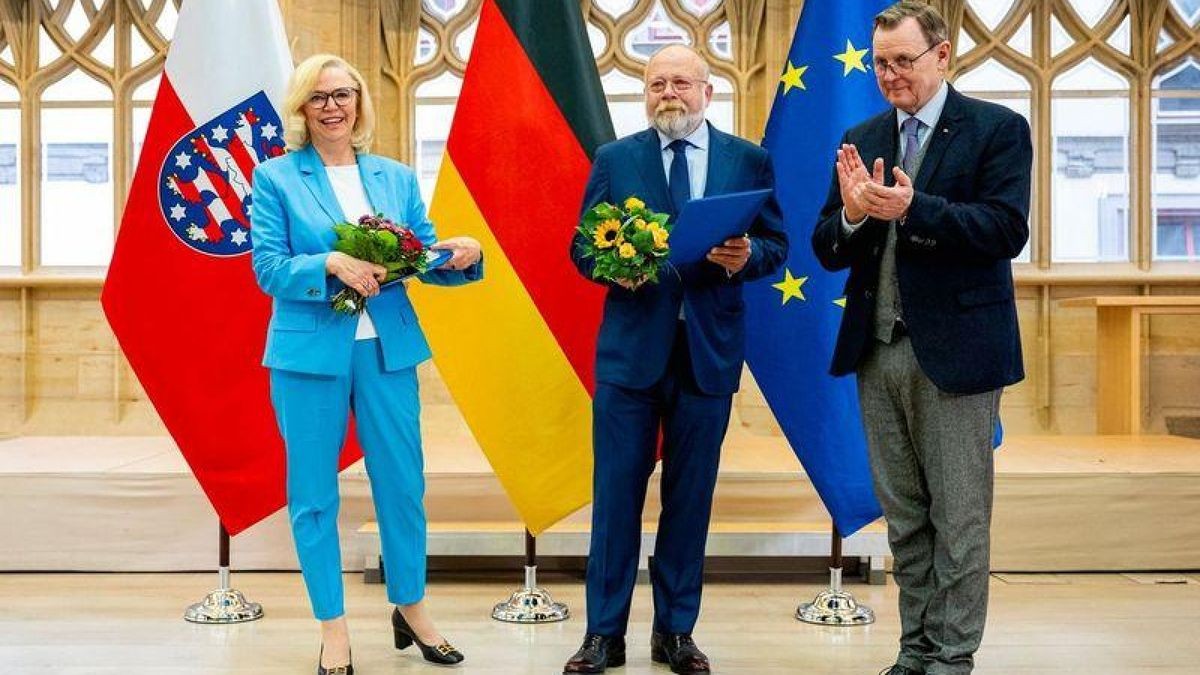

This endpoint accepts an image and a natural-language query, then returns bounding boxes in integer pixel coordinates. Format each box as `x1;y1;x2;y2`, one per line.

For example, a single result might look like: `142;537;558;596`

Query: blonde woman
251;54;481;674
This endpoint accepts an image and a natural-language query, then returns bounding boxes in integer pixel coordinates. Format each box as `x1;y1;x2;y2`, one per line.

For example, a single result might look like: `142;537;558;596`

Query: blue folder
667;188;773;264
379;249;453;289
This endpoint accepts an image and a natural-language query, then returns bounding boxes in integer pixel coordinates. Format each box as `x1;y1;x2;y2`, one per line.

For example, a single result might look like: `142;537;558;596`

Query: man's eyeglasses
306;87;359;110
646;77;707;94
873;43;940;76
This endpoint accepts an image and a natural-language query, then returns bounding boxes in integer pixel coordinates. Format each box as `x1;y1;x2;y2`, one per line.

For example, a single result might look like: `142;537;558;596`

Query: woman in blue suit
251;54;481;674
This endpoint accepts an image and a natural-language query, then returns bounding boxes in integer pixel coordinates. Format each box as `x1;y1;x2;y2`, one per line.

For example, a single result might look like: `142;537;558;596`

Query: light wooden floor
2;573;1199;673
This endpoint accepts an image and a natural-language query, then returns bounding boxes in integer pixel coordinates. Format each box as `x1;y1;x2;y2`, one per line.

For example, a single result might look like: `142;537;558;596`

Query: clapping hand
859;166;914;221
838;144;915;222
836;144;873;223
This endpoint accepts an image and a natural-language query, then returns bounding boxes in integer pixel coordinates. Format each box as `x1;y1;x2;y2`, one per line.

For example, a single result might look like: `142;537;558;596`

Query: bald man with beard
564;45;788;675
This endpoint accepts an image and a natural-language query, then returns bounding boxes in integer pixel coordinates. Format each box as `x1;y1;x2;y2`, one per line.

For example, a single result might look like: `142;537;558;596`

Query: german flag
408;0;615;534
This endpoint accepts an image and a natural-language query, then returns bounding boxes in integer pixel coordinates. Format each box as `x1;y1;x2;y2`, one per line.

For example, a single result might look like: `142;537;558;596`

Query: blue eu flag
744;1;893;537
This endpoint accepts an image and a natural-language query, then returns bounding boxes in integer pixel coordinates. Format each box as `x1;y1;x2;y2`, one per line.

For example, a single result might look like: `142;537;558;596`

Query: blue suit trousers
270;338;426;620
586;325;732;636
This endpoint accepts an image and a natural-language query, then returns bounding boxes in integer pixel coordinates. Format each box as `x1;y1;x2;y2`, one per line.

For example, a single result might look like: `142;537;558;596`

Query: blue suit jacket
570;124;789;396
251;145;482;377
812;86;1030;394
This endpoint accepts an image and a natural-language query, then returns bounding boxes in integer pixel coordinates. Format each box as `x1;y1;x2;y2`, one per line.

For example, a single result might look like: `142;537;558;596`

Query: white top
325;164;378;340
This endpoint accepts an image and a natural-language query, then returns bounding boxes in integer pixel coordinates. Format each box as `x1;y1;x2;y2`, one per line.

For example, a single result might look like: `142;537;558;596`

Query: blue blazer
251;144;482;377
570;124;789;396
812;86;1030;394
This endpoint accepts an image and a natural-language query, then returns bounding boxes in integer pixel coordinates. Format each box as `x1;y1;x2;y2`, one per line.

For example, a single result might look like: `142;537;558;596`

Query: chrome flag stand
492;530;569;623
184;524;264;624
797;525;875;626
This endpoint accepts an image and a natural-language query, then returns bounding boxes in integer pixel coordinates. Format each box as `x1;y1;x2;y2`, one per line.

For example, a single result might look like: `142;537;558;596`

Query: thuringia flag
102;0;297;535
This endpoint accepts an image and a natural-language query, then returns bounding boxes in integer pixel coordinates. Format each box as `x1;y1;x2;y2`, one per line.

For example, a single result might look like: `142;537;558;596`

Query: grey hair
874;1;950;48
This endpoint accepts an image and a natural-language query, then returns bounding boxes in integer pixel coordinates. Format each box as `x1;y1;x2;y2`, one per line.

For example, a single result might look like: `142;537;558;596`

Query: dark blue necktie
667;138;692;212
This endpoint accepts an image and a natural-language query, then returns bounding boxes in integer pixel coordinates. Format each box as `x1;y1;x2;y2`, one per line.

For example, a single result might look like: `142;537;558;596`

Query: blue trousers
586;327;732;636
270;339;426;620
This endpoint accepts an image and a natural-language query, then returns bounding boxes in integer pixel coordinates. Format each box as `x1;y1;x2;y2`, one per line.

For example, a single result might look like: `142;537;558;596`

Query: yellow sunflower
648;223;669;250
618;242;637;259
593;219;623;249
624;196;645;211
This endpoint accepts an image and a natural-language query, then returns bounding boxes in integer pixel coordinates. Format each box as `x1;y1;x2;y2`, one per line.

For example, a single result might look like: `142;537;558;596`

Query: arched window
40;69;114;267
954;58;1034;262
1051;58;1131;263
0;78;19;269
1152;59;1200;261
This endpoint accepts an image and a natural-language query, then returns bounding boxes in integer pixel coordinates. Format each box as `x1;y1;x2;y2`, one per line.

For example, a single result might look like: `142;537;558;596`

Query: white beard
650;107;704;140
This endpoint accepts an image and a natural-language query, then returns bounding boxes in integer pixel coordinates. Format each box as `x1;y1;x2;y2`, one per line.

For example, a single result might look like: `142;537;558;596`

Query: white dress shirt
656;121;709;203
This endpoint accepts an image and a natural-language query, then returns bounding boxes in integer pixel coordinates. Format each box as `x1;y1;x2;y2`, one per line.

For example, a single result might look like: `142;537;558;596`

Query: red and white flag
102;0;325;535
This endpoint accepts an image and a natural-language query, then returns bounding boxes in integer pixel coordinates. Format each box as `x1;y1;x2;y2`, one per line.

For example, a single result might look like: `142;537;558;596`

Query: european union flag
745;1;893;537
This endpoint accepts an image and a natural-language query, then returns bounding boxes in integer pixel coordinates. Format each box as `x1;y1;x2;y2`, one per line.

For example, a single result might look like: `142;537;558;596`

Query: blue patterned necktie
667;138;692;212
900;116;922;176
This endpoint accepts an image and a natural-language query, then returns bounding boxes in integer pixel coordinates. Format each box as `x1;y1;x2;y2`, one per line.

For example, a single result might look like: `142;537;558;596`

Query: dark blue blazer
571;123;788;396
812;86;1031;395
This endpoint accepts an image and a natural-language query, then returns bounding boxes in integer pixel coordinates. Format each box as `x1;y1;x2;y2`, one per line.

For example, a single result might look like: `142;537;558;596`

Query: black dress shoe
650;632;710;674
563;633;626;673
391;606;465;665
317;645;353;675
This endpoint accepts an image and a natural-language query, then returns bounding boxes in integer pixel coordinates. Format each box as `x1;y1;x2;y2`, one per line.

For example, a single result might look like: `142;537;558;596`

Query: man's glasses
873;43;940;76
646;77;707;94
306;87;359;110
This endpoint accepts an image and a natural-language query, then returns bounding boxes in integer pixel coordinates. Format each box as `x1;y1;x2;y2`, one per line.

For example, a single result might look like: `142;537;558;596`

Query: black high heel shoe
317;645;353;675
391;606;465;665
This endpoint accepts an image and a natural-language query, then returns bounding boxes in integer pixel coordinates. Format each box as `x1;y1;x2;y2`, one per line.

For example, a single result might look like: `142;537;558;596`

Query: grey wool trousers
857;335;1001;675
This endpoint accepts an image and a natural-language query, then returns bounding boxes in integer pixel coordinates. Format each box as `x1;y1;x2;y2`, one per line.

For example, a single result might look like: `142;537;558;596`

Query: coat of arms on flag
102;0;294;535
159;91;285;257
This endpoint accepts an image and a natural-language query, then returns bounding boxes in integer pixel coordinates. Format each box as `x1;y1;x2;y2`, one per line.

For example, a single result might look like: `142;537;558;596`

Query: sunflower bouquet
576;196;672;286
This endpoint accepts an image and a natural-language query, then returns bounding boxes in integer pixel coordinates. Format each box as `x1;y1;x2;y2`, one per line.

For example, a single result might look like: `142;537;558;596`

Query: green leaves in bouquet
333;224;390;265
577;196;672;285
329;214;431;313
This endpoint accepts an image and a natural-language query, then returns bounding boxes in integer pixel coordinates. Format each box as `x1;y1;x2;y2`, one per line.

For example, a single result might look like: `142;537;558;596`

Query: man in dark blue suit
563;45;787;675
811;3;1030;674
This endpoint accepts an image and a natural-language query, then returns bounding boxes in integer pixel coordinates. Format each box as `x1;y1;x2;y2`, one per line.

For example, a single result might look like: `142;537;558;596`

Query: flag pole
184;523;264;623
796;523;874;626
491;529;569;623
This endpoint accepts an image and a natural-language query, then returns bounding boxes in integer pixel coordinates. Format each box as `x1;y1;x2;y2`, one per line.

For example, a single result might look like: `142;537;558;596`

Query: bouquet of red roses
329;214;432;315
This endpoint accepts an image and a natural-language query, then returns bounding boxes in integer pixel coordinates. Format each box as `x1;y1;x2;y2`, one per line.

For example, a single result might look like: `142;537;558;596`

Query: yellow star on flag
772;269;808;305
833;39;869;76
833;297;847;308
779;61;808;95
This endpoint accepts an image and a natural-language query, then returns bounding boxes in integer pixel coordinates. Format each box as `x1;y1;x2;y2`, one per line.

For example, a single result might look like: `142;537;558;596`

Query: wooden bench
1060;296;1200;434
